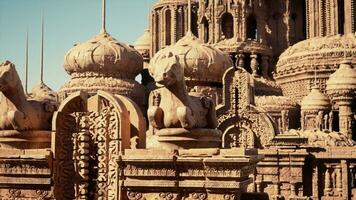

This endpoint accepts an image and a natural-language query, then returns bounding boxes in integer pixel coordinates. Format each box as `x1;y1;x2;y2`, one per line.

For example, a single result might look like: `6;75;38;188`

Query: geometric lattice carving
52;91;131;200
217;67;276;149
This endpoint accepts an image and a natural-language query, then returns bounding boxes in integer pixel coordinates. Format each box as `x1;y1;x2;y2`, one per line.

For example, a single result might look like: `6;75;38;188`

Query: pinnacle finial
40;12;44;84
101;0;107;33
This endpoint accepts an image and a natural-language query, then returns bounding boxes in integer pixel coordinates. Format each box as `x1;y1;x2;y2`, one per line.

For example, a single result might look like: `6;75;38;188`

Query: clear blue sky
0;0;156;91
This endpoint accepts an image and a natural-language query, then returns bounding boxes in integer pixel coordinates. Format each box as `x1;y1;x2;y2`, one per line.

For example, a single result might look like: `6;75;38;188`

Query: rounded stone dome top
326;60;356;96
277;34;356;75
150;32;232;84
64;31;143;79
301;85;331;111
134;29;150;52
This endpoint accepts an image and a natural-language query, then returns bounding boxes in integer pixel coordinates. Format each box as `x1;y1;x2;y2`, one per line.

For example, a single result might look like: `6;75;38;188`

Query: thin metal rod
40;13;44;83
101;0;106;33
25;30;29;94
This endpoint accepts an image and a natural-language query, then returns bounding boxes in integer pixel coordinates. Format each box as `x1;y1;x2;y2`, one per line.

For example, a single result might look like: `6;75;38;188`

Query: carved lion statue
0;60;57;131
147;52;218;134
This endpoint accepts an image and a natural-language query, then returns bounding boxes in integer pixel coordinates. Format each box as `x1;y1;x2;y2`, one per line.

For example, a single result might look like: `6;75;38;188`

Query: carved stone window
221;12;234;39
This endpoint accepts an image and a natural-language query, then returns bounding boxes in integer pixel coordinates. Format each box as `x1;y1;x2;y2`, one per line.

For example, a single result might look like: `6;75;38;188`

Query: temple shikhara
1;0;356;199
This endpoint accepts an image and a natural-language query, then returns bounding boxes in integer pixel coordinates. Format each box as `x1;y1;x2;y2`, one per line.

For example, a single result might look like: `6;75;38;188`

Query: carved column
172;5;177;43
335;165;342;197
241;1;247;40
250;54;259;77
344;0;353;34
215;17;220;42
301;110;306;131
324;164;332;196
341;160;350;199
261;55;269;79
160;9;165;49
319;0;325;36
284;0;293;45
327;112;333;131
339;99;353;139
305;0;310;38
312;162;319;198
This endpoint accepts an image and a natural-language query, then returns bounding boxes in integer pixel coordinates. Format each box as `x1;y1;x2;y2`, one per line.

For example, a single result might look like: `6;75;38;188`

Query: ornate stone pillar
312;162;319;198
250;53;259;77
337;97;353;139
215;17;220;42
301;110;306;131
341;160;350;199
305;0;310;38
324;164;332;196
261;55;269;79
160;9;165;49
335;164;342;197
172;5;177;43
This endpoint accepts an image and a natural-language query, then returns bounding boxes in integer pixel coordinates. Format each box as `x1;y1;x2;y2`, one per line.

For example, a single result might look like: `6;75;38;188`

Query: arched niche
221;12;234;39
217;67;276;149
246;15;257;40
52;91;134;200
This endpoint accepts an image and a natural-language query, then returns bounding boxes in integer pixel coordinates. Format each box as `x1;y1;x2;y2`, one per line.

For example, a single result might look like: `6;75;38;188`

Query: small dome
301;85;331;111
134;29;150;52
277;34;356;74
64;31;143;79
29;82;58;103
150;32;232;85
326;60;356;97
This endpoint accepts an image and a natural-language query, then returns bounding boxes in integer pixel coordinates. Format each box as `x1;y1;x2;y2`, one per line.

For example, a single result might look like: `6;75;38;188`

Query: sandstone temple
0;0;355;199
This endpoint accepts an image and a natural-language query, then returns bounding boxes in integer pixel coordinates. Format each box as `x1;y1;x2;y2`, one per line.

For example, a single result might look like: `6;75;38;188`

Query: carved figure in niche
147;52;218;132
0;61;56;131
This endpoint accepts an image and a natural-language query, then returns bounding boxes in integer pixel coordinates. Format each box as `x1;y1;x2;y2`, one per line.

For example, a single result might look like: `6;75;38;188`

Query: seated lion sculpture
147;52;221;149
0;60;57;131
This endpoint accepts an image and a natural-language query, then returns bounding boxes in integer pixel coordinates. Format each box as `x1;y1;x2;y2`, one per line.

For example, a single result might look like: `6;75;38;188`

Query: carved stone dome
275;33;356;102
64;31;143;79
150;32;232;85
301;85;331;111
326;60;356;97
60;31;146;110
277;34;356;75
